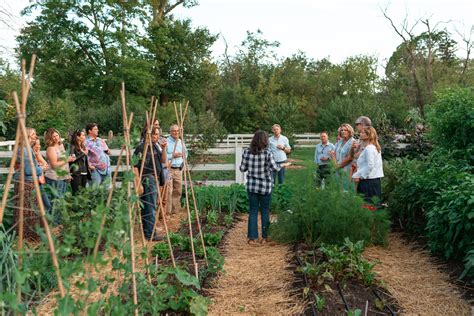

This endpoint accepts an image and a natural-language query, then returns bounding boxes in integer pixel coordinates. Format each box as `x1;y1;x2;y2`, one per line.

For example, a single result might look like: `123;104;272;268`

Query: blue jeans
247;191;272;240
272;161;287;185
90;169;110;187
141;176;158;239
45;178;67;224
39;185;52;214
45;178;67;199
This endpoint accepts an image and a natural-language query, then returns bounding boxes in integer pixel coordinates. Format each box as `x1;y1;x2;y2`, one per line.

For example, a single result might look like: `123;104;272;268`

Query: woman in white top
44;128;75;201
352;126;384;204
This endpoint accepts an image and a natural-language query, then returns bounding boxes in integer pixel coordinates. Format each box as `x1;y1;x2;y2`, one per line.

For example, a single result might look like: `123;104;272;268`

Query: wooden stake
13;92;65;298
0;55;37;223
92;146;125;260
119;83;138;316
177;101;208;266
144;124;176;268
174;102;199;278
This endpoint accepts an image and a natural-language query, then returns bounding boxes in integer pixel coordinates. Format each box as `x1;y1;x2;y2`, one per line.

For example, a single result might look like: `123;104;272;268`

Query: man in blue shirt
166;124;188;215
314;131;335;187
268;124;291;184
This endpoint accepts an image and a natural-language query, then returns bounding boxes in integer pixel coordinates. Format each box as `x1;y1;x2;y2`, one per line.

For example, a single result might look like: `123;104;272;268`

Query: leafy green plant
203;231;224;247
347;308;362;316
300;239;377;286
152;242;171;260
0;227;17;300
314;293;326;312
102;266;209;315
206;209;219;226
271;184;292;212
224;211;234;227
427;87;474;154
271;174;390;246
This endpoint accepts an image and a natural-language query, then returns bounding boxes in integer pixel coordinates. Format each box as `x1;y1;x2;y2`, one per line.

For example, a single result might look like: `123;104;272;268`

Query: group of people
314;116;384;204
13;116;383;244
14;121;187;241
241;116;384;244
131;120;187;241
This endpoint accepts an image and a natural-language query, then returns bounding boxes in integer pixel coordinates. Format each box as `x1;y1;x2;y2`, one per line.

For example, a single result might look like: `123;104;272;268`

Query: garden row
0;180;292;315
383;87;473;283
269;173;399;315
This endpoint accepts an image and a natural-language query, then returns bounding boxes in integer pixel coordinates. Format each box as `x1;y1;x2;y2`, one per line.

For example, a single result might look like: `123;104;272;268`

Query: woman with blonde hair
352;126;384;204
14;127;51;239
330;123;355;190
44;128;75;202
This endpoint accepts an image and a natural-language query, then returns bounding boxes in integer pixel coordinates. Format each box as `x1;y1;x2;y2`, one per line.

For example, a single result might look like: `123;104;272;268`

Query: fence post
235;145;245;184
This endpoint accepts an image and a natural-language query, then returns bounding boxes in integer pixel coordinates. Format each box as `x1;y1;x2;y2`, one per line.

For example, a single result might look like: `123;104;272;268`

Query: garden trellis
0;55;66;306
0;56;210;313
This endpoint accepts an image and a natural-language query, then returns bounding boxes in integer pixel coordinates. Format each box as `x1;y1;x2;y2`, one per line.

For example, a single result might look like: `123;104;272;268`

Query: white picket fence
0;133;319;186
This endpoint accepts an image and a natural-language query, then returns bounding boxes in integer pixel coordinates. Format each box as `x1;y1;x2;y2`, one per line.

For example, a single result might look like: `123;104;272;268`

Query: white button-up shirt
352;144;384;179
269;135;290;163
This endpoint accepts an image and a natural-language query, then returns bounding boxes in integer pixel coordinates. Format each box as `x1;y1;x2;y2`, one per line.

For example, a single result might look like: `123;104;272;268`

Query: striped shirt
240;148;280;195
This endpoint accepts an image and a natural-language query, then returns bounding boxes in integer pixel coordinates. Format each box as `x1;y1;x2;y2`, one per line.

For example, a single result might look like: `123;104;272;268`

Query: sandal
247;239;258;245
260;238;267;245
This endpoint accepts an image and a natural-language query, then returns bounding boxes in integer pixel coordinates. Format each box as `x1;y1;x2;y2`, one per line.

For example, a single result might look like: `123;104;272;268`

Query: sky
1;0;473;73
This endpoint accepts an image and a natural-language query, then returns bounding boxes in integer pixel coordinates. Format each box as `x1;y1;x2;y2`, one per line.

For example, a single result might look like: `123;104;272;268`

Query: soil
287;157;306;169
294;244;400;315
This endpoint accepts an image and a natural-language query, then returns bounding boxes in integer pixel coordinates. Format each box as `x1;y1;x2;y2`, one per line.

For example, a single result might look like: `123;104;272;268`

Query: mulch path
363;233;471;315
207;215;304;315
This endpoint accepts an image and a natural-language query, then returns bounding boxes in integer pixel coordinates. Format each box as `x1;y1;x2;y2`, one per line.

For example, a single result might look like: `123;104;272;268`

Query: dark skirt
357;178;382;204
14;180;42;241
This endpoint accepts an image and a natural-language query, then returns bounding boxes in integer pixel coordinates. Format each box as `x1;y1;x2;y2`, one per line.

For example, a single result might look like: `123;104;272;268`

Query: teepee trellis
171;101;209;277
0;56;66;309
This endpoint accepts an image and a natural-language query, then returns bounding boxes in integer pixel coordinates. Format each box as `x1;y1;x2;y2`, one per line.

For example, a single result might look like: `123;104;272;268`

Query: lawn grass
284;148;315;187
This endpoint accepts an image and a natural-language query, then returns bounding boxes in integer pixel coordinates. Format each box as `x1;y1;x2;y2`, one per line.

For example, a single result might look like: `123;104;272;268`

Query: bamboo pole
174;102;198;278
0;55;37;223
92;146;125;260
177;101;207;266
12;92;65;298
119;83;138;316
143;114;175;268
0;122;22;223
16;121;25;315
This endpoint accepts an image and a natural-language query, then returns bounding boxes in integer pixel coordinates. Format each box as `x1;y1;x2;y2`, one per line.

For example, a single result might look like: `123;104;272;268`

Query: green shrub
270;184;292;212
55;185;131;255
270;174;390;246
152;242;171;260
426;174;474;260
383;117;474;280
427;87;474;153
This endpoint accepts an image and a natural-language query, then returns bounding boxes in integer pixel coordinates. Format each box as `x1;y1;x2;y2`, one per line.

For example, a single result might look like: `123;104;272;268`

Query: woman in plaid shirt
240;130;290;245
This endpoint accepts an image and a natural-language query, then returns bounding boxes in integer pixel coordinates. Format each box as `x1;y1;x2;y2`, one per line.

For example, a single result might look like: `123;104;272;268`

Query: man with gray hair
268;124;291;184
351;116;372;175
166;124;187;215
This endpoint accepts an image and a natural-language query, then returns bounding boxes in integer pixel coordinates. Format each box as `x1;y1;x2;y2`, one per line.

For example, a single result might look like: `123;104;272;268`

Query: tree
149;0;197;26
17;1;154;103
143;18;218;107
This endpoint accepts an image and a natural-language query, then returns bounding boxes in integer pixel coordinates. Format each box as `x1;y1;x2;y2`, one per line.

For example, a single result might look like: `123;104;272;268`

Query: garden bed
293;242;400;315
